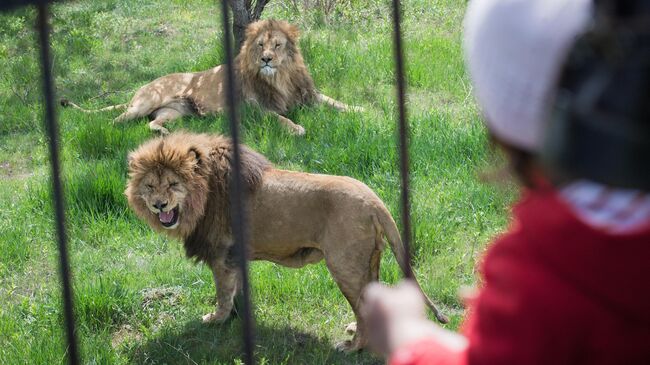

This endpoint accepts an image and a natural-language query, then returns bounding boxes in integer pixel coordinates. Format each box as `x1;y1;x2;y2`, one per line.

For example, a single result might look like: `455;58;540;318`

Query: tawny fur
62;20;361;136
125;132;447;352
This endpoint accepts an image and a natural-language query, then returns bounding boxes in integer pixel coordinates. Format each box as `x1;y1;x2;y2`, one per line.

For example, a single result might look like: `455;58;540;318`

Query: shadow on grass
128;318;381;365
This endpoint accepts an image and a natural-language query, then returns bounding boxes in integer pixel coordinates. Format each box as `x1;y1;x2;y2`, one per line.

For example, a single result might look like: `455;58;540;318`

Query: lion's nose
261;56;273;63
154;201;168;210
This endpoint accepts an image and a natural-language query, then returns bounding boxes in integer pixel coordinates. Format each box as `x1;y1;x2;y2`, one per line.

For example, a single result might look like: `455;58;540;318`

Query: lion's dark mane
183;137;271;264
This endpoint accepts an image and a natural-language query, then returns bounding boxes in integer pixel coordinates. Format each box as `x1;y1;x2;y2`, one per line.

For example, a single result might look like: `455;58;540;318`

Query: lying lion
125;132;448;352
61;19;361;135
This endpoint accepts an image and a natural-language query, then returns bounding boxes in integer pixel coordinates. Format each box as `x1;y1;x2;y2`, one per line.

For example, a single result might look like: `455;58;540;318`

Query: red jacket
390;189;650;365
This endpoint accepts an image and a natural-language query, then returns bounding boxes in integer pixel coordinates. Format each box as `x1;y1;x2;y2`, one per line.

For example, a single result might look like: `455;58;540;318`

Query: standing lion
61;20;361;135
125;132;448;352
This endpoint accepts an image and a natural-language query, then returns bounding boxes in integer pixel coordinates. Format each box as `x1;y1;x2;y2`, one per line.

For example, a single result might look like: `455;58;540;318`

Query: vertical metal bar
390;0;415;279
36;4;80;365
218;1;256;364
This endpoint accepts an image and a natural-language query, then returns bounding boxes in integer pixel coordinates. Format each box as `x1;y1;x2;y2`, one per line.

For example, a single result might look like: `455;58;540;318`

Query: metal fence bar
390;0;415;279
218;1;256;364
36;3;81;365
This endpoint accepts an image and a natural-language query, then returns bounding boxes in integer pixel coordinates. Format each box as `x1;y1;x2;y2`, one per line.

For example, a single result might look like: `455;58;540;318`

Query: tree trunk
229;0;271;53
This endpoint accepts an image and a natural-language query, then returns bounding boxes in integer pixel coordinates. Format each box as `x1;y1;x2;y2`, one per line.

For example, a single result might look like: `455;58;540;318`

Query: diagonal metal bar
218;1;256;364
390;0;415;279
36;4;80;365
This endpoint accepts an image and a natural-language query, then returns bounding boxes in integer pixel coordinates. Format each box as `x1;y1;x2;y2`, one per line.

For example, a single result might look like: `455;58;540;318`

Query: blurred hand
362;280;468;358
363;280;434;356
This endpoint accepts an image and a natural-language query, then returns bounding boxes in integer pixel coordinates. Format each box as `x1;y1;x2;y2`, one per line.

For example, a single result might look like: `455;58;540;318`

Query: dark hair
489;135;539;189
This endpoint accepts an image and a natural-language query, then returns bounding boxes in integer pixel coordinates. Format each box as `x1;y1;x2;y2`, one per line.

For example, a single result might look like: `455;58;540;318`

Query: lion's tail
60;98;128;113
375;206;449;324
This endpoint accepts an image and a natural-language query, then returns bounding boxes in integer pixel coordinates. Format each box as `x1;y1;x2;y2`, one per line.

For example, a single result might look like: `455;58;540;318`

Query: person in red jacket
362;0;650;364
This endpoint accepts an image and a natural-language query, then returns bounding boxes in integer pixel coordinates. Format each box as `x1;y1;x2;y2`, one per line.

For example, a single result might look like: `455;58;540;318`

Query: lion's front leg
202;259;240;323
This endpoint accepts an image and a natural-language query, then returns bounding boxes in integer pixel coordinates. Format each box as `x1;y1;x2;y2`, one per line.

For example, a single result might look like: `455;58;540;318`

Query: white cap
464;0;592;151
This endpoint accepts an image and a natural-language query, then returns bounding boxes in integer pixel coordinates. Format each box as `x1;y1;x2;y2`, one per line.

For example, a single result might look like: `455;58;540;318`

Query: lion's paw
334;339;362;353
291;125;306;136
202;310;231;324
345;322;357;335
152;126;170;135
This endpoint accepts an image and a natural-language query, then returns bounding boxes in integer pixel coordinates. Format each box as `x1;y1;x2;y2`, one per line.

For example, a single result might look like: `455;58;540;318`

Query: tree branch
229;0;251;26
228;0;272;52
252;0;270;20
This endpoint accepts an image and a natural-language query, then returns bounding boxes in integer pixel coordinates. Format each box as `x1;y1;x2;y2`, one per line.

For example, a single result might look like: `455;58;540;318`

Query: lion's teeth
159;210;174;223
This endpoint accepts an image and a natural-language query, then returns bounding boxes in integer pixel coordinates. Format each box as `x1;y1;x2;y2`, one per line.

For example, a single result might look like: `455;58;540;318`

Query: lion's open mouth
158;206;179;229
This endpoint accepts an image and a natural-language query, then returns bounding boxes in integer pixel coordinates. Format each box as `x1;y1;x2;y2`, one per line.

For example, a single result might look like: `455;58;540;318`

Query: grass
0;0;516;364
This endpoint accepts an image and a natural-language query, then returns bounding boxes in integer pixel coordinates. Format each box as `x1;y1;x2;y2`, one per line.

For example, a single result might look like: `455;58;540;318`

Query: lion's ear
245;21;263;44
127;152;136;170
188;147;202;166
285;23;300;42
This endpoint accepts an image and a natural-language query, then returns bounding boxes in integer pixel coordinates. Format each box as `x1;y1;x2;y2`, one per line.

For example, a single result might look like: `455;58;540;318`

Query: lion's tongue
159;210;174;223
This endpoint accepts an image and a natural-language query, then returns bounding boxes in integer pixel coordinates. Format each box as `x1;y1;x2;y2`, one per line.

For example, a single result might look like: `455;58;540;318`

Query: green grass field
0;1;516;364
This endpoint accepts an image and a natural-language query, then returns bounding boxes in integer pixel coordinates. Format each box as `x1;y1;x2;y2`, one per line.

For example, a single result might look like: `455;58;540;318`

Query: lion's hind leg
148;107;187;135
323;239;381;352
113;104;151;124
113;95;166;125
